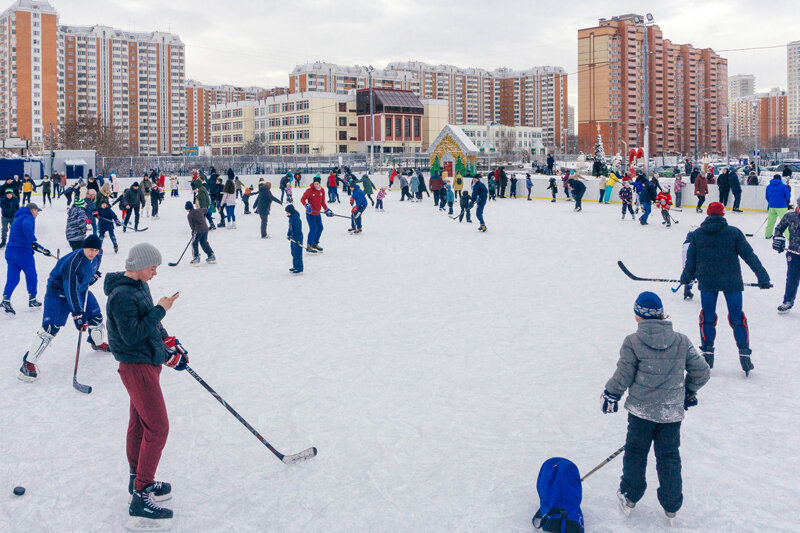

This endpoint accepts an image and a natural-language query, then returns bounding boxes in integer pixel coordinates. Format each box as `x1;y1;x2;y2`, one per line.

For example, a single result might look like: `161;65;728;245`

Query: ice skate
665;510;677;526
114;245;119;253
700;347;714;369
739;349;754;376
190;256;200;265
28;294;41;308
2;296;15;316
289;268;303;275
127;484;173;531
17;359;38;382
306;245;318;253
129;469;172;502
206;254;216;264
312;243;323;252
778;301;793;314
617;490;635;517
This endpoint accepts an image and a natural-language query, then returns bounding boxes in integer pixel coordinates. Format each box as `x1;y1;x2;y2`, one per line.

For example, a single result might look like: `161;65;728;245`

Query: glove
350;197;354;206
73;313;88;331
758;278;772;289
32;243;51;256
163;336;189;371
679;271;692;286
92;211;99;218
684;390;698;411
601;389;621;414
305;203;312;214
325;209;333;217
89;271;102;285
116;221;122;227
773;235;786;253
352;206;358;214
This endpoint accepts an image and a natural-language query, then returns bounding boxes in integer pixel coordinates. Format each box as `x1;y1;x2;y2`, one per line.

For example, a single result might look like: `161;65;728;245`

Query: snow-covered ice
2;184;799;532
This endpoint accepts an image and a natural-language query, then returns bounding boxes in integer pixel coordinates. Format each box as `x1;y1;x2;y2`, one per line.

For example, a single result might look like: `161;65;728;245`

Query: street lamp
694;84;723;163
752;99;759;175
633;13;654;175
367;65;375;172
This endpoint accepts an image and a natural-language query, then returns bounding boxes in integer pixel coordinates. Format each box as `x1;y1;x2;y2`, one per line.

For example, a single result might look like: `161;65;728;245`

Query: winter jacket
694;175;708;196
234;177;243;191
445;185;454;202
195;184;211;209
656;191;672;210
680;215;770;292
187;207;209;234
547;179;557;193
221;192;236;207
66;205;88;242
409;176;419;193
105;272;169;367
399;175;409;189
605;320;710;424
124;187;145;209
717;171;730;192
639;181;657;203
287;210;303;242
360;175;376;195
775;209;800;254
765;177;791;208
568;178;586;196
729;171;742;193
525;176;533;190
417;173;428;193
96;206;120;231
429;175;443;191
328;173;338;187
471;180;488;206
300;187;328;214
1;194;19;219
4;207;37;253
46;249;103;314
459;192;471;209
86;179;99;194
455;174;465;191
619;186;633;203
351;185;368;208
279;175;290;191
22;179;36;193
253;186;282;215
170;176;178;190
673;177;685;193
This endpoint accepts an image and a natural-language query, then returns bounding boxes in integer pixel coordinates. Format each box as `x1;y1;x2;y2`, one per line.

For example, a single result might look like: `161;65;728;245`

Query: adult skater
773;205;800;313
679;202;771;375
192;175;216;230
279;172;291;203
17;235;107;382
717;168;730;206
430;172;444;205
693;171;708;213
105;243;184;530
546;153;555;175
602;291;710;525
253;181;282;239
673;174;686;208
123;182;145;232
526;173;533;201
568;176;586;212
40;176;52;207
1;188;19;248
399;173;412;201
285;205;303;274
359;173;377;206
21;175;36;204
348;179;368;234
729;168;743;212
639;177;657;225
765;174;791;239
300;176;333;252
3;203;48;315
470;174;488;232
327;170;341;203
66;198;88;250
186;201;215;264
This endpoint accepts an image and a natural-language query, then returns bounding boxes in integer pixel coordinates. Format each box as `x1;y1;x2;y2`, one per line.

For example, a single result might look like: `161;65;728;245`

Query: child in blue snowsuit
350;182;368;233
3;204;50;315
445;183;455;214
18;235;107;382
285;204;303;274
96;199;121;253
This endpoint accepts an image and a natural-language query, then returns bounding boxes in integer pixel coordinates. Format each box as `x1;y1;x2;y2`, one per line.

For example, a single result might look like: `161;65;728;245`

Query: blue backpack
532;457;585;533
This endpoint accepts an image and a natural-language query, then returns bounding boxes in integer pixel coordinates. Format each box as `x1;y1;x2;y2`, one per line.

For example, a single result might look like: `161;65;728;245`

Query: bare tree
240;137;266;155
57;116;127;157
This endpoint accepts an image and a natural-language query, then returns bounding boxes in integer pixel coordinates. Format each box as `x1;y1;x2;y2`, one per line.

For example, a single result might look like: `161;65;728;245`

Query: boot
28;294;42;308
2;295;15;316
312;243;323;252
190;256;200;265
306;245;318;253
739;348;754;376
113;245;119;254
18;358;38;382
617;490;635;517
777;301;793;314
129;466;171;502
700;346;714;369
206;254;216;264
127;484;173;531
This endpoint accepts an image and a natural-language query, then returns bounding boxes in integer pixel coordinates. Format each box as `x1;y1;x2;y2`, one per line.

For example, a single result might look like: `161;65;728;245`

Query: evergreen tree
431;156;442;176
594;134;607;164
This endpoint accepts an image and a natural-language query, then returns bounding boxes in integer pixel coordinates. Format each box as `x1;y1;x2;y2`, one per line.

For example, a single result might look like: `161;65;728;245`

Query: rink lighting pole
752;99;759;174
639;13;654;177
368;65;375;173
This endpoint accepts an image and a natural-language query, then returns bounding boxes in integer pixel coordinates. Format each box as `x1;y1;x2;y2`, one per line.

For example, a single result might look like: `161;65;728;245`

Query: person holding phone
105;242;187;530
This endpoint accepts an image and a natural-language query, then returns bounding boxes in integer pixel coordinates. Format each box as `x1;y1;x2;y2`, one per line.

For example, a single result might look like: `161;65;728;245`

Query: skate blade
126;515;172;531
17;372;36;383
617;492;633;517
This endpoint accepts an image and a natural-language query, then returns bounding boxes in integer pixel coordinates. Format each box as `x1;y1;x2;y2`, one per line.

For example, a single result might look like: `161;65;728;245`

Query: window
338;131;347;141
385;117;392;138
395;118;402;138
338;116;347;126
414;117;420;137
404;118;411;139
338;102;347;112
339;145;347;153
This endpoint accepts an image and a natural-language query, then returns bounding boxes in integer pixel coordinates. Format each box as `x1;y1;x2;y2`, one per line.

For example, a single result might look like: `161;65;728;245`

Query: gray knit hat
125;242;162;271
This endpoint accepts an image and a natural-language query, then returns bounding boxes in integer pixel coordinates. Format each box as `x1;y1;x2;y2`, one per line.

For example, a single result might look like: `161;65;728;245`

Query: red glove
163;336;189;370
352;206;358;214
350;197;354;206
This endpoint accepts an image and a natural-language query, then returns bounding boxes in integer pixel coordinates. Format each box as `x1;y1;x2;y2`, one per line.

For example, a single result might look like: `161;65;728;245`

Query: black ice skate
2;295;15;316
127;484;173;531
700;346;714;369
739;349;754;376
28;294;41;308
778;301;793;314
129;469;172;502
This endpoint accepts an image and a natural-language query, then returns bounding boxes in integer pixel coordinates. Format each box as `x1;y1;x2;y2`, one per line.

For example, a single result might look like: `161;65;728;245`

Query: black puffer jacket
253;186;282;215
775;209;800;254
105;272;168;366
124;187;145;209
680;215;770;292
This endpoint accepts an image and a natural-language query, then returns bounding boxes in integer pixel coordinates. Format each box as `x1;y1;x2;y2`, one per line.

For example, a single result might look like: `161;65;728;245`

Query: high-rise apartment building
730;88;788;147
289;61;569;149
578;14;728;157
0;0;58;145
59;24;186;155
788;41;800;138
728;74;755;103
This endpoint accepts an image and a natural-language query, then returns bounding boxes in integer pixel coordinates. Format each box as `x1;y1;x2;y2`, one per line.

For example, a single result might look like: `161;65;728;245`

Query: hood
14;206;33;220
104;271;139;296
769;178;784;186
635;320;678;350
699;214;727;234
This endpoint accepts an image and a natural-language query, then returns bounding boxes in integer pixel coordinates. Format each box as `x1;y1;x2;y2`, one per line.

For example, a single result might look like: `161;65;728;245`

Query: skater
498;167;508;198
376;187;387;212
400;173;412;201
66;198;89;250
681;233;695;300
409;172;420;201
673;174;685;208
96;199;121;253
765;174;791;239
679;202;771;375
568;176;586;212
561;170;571;199
85;190;99;236
693;171;708;213
773;205;800;313
349;180;368;234
21;175;36;204
598;174;608;203
193;176;215;230
105;243;184;530
657;188;673;227
170;175;179;197
509;174;518;199
214;177;226;228
149;181;161;219
388;167;397;189
234;175;244;199
3;203;47;315
603;171;620;203
300;176;333;252
280;172;291;203
526;173;533;200
729;169;743;212
639;177;657;225
717;168;730;206
17;235;108;382
488;175;497;201
285;205;303;274
293;169;301;188
470;175;488;232
123;182;145;232
242;184;253;214
141;176;152;219
619;181;635;219
253;182;282;239
221;179;237;229
360;173;376;206
454;172;464;198
63;181;75;206
186;201;215;264
1;188;19;248
418;170;430;200
40;176;52;207
546;177;557;202
327;170;341;203
602;291;710;524
457;190;472;222
444;180;455;214
284;180;294;205
547;153;554;175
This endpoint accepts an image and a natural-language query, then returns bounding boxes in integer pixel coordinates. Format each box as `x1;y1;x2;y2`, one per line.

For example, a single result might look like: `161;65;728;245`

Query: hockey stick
72;290;92;394
671;284;683;293
669;213;680;224
745;216;768;238
617;260;768;287
168;235;194;267
581;445;625;482
185;365;317;464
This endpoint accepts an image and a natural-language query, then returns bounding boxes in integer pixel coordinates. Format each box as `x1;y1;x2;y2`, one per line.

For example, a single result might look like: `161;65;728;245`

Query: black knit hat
285;204;296;214
82;235;102;250
185;201;193;210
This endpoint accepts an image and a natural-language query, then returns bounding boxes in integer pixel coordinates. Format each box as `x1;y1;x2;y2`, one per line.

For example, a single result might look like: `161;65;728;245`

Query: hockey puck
13;486;25;496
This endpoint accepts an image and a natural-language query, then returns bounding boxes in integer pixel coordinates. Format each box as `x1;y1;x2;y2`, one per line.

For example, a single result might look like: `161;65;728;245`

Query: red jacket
327;173;338;187
301;186;328;214
656;191;672;210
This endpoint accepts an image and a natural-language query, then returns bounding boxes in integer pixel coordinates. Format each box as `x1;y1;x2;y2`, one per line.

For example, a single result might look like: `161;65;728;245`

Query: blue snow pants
290;241;303;272
476;202;486;225
640;201;652;223
783;253;800;304
4;250;37;297
699;290;748;352
42;290;102;329
306;214;323;245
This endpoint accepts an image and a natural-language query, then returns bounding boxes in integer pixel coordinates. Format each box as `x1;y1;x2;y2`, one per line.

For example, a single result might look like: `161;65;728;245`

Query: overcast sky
62;0;800;118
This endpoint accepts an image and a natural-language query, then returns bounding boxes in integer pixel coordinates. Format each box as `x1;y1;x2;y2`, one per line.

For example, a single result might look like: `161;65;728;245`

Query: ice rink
1;185;798;532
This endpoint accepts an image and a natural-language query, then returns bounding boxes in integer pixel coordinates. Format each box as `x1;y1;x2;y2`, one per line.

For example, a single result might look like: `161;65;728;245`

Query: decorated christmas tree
594;133;607;165
431;155;442;176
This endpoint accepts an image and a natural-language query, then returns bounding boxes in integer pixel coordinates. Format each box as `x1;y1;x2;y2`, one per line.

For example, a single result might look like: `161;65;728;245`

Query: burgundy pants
118;362;169;491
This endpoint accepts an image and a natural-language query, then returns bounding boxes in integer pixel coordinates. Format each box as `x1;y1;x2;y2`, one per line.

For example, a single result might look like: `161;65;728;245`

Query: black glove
758;278;772;289
600;389;621;414
773;235;786;254
89;271;102;285
32;243;51;256
684;390;698;411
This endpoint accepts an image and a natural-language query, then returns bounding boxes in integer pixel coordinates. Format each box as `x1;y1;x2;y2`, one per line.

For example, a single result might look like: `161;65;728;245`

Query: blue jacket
287;210;303;242
471;180;488;206
680;215;769;292
765;177;791;208
445;185;454;202
46;248;103;314
351;185;368;208
5;207;37;254
1;194;19;219
96;206;120;231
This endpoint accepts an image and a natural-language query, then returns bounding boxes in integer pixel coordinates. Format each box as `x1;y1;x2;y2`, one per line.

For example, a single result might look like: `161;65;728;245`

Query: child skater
619;181;635;220
376;187;387;212
285;204;303;274
657;187;673;227
546;176;558;202
95;199;121;253
457;190;472;223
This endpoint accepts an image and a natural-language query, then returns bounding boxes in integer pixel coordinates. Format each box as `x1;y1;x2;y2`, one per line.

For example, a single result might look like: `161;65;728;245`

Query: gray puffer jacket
605;320;710;423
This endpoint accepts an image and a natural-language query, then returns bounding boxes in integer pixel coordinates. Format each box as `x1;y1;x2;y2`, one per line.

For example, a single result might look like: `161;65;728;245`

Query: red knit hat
707;202;725;216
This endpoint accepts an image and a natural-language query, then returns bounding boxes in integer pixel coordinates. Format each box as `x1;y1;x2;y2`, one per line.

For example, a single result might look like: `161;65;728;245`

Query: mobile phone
172;291;180;298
